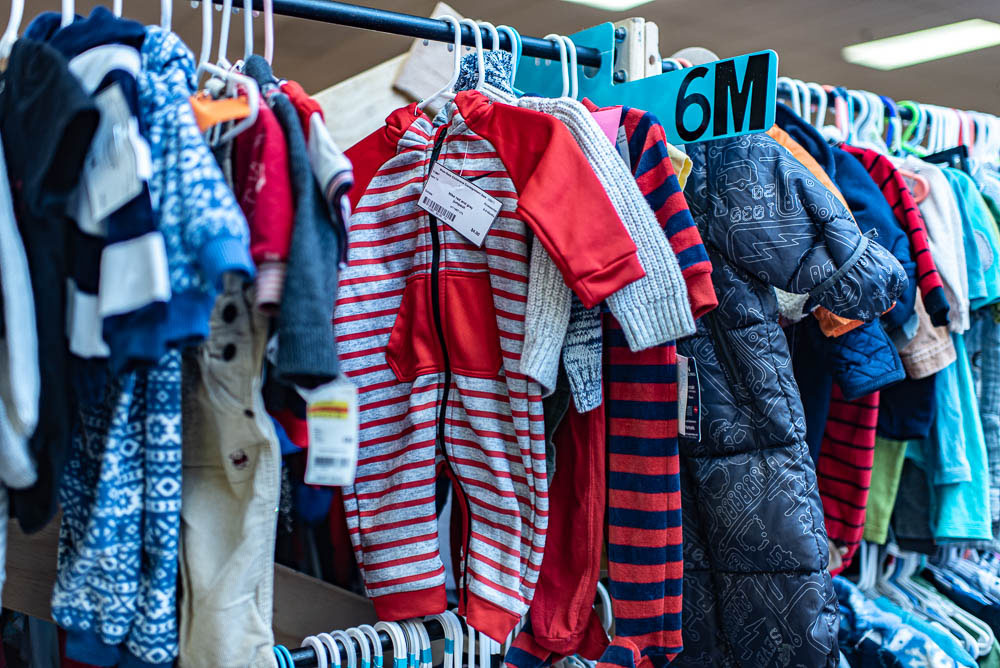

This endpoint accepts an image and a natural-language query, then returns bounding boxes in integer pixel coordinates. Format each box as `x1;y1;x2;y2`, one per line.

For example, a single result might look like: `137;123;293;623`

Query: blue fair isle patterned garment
52;350;182;668
137;26;254;347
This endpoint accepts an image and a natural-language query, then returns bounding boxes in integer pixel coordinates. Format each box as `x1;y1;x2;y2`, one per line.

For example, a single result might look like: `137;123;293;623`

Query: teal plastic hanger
514;22;778;145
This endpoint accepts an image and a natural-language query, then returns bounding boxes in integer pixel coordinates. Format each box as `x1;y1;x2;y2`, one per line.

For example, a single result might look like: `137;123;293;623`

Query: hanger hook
458;18;485;91
160;0;172;30
477;21;500;51
497;25;522;85
61;0;74;27
0;0;24;61
417;15;462;111
113;0;123;17
217;0;234;69
562;35;578;99
198;0;213;69
543;33;569;97
242;0;253;60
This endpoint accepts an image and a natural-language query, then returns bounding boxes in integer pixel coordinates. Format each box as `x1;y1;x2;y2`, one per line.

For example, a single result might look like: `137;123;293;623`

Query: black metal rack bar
212;0;605;67
285;618;451;668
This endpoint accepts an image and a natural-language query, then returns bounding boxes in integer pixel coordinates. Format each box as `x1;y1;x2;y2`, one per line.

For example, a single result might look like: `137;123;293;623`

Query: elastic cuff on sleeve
923;286;951;328
614;296;696;352
198;236;256;291
520;329;563;397
255;261;287;314
684;270;718;320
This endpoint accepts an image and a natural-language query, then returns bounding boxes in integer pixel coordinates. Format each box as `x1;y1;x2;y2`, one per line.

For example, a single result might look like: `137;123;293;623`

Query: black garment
0;38;99;532
891;459;938;555
877;375;937;440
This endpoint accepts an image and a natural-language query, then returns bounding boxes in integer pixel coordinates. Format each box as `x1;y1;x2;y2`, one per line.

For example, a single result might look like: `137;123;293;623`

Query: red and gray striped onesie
337;91;646;641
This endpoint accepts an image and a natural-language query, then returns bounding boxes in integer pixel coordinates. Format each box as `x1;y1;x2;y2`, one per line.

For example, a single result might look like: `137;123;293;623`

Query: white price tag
83;83;144;223
615;124;630;165
302;379;360;486
418;163;502;246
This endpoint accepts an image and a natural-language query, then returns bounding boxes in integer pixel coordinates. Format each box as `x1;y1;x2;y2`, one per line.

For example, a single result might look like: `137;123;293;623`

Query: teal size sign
514;23;778;145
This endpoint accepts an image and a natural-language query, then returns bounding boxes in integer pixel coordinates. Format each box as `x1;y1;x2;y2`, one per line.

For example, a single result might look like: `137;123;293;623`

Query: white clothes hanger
346;629;372;668
263;0;274;63
113;0;122;17
562;35;578;99
543;33;569;97
790;79;810;126
331;630;357;668
458;18;485;91
374;622;408;668
398;621;420;668
303;636;330;668
426;612;463;668
807;82;828;133
195;0;259;145
596;580;613;632
61;0;74;28
477;631;498;668
216;0;234;69
497;25;522;85
777;77;801;116
0;0;24;61
317;633;343;668
357;625;384;668
478;21;499;50
160;0;172;30
417;15;462;112
242;0;253;60
466;622;477;668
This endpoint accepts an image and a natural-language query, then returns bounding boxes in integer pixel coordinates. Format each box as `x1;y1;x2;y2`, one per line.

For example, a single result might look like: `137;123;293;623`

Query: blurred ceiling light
842;19;1000;70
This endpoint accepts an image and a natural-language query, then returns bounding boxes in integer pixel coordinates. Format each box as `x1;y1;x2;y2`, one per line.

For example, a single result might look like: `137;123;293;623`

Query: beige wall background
0;0;998;114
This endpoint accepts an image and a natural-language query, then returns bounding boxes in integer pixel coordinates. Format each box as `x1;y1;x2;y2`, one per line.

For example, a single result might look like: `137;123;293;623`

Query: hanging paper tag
677;355;701;441
83;83;145;223
302;378;359;486
615;125;630;165
418;163;502;246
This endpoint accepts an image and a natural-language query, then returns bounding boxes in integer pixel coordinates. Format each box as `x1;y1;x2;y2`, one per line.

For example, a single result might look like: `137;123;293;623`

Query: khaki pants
179;276;280;668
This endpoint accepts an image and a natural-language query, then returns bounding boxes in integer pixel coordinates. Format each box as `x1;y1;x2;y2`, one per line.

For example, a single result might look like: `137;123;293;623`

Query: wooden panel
5;519;59;622
272;565;376;647
4;518;376;648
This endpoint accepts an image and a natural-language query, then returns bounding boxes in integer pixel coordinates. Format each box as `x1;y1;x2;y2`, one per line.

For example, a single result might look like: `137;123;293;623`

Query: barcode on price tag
302;379;359;486
418;162;502;246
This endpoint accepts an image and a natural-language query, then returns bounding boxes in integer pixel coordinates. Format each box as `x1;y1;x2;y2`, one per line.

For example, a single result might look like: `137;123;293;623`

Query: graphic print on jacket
675;134;907;667
337;91;647;642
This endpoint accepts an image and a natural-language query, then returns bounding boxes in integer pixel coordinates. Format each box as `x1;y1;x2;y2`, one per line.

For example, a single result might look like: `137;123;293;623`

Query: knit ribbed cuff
276;324;340;389
198;236;255;292
521;328;563;397
255;261;287;314
564;355;603;413
614;296;696;352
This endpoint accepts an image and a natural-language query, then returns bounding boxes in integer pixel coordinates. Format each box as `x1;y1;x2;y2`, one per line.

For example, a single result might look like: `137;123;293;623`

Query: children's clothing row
6;5;991;668
0;7;350;667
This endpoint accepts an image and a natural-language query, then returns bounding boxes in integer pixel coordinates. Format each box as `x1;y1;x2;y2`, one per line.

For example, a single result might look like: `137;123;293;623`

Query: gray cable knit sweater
454;54;695;411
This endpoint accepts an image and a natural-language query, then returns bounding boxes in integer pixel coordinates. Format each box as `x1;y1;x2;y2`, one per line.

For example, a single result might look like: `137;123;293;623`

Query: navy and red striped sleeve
842;145;950;327
621;107;717;319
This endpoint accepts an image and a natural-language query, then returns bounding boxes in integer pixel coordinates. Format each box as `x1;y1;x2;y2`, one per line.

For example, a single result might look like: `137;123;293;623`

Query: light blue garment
912;332;994;541
835;577;962;668
943;167;1000;309
874;597;978;667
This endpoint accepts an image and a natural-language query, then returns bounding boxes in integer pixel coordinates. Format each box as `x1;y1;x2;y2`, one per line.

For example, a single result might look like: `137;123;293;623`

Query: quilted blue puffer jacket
675;133;907;667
